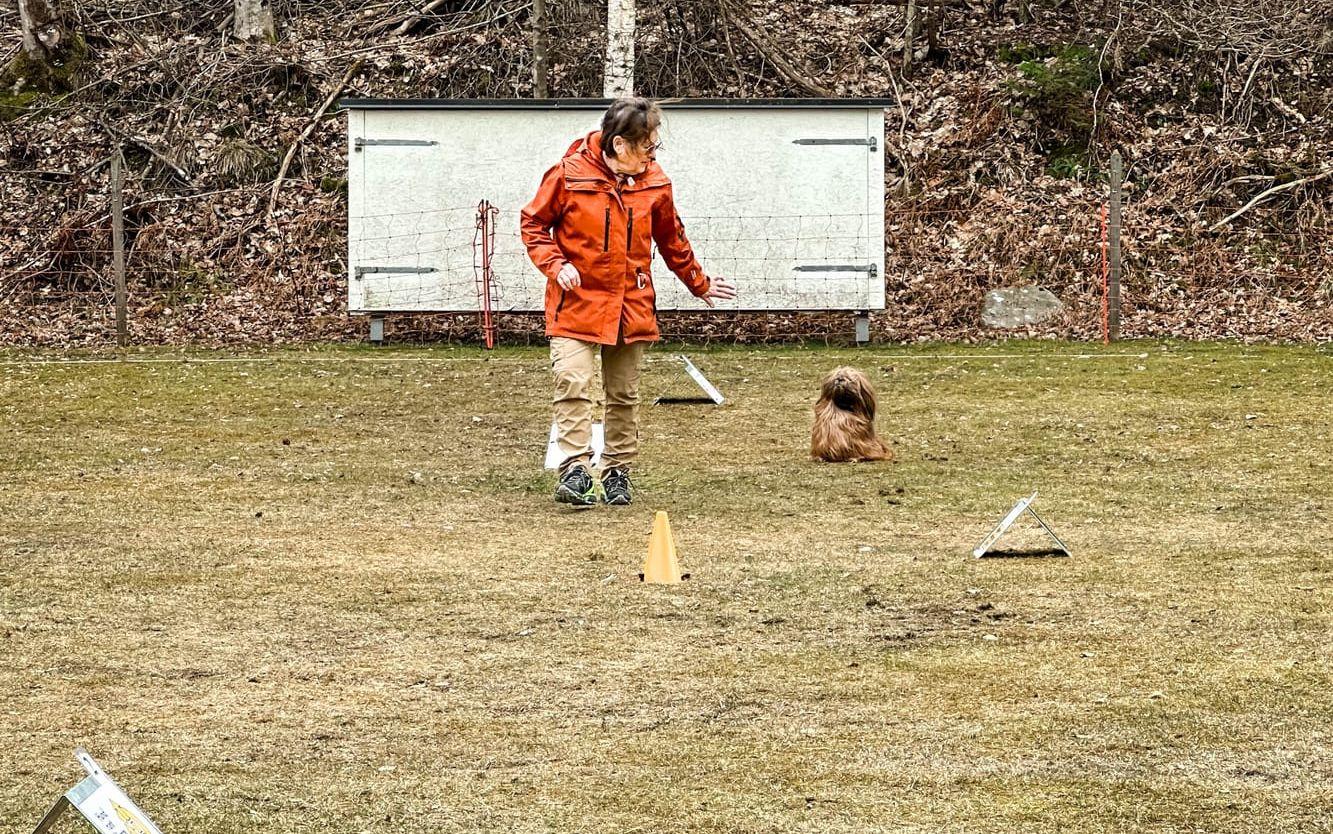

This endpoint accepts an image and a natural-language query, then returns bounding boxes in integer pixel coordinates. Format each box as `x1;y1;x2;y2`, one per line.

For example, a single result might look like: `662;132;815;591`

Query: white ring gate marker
972;490;1071;558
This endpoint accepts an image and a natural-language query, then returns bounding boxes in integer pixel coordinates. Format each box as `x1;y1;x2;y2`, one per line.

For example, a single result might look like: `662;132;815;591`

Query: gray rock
982;285;1065;329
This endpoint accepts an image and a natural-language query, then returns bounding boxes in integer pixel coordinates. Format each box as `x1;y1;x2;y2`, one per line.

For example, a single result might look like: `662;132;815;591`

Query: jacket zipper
626;208;634;252
603;206;610;252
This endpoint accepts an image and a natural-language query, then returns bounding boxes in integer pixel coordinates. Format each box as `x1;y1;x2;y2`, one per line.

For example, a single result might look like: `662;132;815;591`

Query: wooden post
533;0;549;98
1108;150;1123;341
111;147;128;349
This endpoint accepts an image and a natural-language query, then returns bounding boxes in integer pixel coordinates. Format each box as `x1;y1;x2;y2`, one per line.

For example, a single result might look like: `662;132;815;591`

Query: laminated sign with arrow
30;749;163;834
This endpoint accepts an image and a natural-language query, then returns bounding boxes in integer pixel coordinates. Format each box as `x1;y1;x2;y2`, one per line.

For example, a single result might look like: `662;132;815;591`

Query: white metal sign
972;490;1071;558
543;420;604;470
653;355;725;404
31;750;163;834
680;355;724;404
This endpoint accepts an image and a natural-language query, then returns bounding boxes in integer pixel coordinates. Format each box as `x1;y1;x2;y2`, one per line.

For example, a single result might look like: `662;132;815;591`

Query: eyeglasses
640;140;664;155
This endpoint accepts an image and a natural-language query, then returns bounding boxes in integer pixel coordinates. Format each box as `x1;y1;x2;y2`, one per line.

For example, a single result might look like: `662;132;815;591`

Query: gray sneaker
555;464;597;506
601;467;632;506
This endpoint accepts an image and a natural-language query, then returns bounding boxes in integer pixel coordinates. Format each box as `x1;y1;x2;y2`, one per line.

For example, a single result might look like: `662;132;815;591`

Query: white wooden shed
341;98;892;336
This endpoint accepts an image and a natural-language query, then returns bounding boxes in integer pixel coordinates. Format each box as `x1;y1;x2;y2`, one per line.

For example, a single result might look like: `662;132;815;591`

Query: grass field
3;340;1331;833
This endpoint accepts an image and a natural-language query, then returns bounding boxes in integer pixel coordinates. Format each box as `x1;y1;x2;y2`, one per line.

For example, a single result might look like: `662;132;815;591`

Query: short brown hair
601;97;661;158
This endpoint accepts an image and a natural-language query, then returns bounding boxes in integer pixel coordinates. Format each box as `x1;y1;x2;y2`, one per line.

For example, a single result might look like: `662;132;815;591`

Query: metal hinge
354;266;438;280
794;264;878;277
793;137;877;152
354;138;439;152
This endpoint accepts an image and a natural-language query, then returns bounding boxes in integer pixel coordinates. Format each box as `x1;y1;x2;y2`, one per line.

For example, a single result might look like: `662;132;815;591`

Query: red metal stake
1100;203;1109;346
474;200;497;349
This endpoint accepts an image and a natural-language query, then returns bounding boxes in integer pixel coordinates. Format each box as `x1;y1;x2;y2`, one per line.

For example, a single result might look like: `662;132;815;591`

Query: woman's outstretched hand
702;275;737;307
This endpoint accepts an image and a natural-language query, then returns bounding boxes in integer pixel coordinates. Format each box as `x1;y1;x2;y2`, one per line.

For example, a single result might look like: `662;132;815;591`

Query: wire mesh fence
3;170;1331;347
348;205;883;315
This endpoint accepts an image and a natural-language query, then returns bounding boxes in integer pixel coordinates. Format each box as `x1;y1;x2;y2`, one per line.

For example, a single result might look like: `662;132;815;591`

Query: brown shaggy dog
811;367;892;463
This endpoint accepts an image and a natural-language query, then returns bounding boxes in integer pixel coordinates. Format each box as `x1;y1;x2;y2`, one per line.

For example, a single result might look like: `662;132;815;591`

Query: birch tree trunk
234;0;277;41
18;0;67;60
603;0;635;97
9;0;81;93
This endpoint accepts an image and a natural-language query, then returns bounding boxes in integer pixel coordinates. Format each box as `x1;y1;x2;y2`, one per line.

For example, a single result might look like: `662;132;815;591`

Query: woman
521;97;736;506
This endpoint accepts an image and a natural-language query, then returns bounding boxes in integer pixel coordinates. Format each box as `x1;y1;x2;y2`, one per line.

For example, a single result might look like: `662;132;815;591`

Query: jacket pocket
626;208;634;253
603;206;610;252
554;288;567;323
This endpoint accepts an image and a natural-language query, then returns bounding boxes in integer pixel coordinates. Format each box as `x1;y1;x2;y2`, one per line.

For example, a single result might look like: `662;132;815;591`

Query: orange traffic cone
642;510;687;583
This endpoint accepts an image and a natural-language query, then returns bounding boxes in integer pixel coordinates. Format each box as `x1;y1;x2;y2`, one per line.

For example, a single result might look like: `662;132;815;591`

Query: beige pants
551;336;646;476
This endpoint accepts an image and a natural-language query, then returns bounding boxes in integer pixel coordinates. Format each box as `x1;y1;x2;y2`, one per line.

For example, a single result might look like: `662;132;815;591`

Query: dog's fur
811;366;892;463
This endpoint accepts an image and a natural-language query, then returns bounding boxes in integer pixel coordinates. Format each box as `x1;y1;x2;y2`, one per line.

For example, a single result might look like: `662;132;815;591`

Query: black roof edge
338;97;896;111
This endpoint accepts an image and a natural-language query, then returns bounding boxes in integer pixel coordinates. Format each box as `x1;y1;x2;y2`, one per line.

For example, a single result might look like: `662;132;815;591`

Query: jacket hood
562;130;668;189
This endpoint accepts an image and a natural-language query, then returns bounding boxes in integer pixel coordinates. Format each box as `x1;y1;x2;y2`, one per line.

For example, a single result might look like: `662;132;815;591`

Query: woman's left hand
702;275;737;307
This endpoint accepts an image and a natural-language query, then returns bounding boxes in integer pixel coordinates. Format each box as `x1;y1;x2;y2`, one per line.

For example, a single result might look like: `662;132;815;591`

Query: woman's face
609;130;660;176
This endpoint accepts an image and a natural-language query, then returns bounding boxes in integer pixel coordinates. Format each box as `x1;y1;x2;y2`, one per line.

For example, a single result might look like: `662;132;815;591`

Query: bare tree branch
722;1;831;97
1210;169;1333;231
268;60;363;218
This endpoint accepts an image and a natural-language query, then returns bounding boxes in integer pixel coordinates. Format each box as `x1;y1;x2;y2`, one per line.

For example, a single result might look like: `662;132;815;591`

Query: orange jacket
521;130;710;345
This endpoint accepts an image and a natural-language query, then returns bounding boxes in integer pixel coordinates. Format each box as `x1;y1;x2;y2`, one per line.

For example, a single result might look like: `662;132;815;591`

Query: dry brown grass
2;341;1331;832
